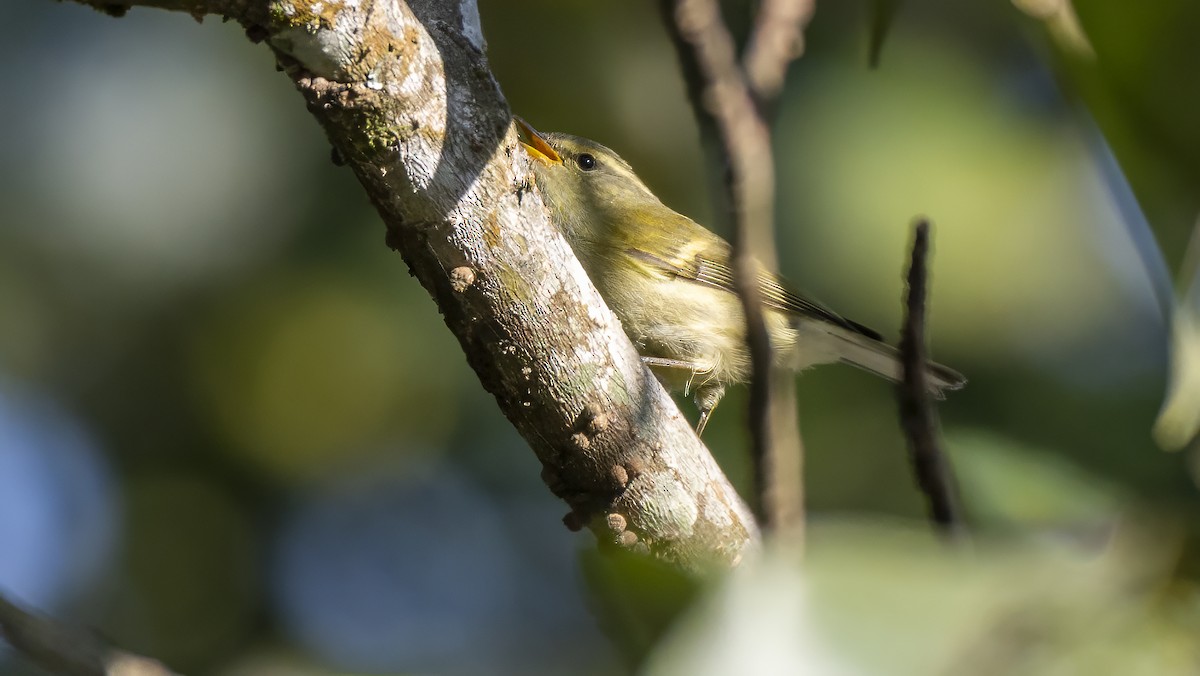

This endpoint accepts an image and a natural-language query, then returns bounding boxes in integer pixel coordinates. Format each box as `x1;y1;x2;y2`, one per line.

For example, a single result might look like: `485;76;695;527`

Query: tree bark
65;0;759;570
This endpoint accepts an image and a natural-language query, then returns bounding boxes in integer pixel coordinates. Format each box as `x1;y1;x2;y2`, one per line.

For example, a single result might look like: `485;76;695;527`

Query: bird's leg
641;356;707;395
640;356;702;370
639;357;724;434
693;384;726;437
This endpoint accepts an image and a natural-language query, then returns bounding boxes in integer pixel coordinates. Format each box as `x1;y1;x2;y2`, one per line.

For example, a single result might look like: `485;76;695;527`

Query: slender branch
742;0;815;103
0;593;177;676
51;0;758;571
660;0;805;535
898;219;966;538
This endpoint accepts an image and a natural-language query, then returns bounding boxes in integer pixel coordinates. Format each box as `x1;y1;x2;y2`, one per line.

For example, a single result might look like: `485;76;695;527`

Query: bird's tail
824;326;965;397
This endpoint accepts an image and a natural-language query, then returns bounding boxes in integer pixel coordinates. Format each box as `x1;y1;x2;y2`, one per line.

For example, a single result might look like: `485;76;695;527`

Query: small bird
516;118;964;434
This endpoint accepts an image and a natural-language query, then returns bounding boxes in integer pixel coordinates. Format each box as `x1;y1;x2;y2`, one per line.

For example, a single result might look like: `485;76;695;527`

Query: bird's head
515;117;661;237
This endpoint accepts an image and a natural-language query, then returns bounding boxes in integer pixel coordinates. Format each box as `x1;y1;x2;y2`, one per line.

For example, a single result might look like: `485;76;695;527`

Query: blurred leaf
647;521;1197;675
1155;304;1200;451
949;428;1124;528
1065;0;1200;268
579;546;703;670
1023;2;1200;449
1012;0;1094;58
1020;1;1200;275
108;472;257;672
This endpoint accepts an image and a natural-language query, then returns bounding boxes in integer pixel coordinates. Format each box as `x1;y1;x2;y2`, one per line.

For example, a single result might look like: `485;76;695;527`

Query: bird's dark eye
576;153;597;171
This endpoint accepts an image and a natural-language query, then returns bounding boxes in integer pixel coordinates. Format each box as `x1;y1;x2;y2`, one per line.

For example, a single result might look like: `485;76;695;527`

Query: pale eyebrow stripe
598;158;657;199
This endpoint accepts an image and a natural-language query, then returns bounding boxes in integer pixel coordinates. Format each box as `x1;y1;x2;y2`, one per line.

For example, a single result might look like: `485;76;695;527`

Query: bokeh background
3;1;1200;674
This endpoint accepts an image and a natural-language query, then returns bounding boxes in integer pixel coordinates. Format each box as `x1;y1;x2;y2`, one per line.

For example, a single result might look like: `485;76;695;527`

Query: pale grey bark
66;0;759;570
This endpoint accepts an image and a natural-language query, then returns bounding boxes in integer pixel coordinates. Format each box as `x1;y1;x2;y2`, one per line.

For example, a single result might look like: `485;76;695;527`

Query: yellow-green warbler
516;118;964;434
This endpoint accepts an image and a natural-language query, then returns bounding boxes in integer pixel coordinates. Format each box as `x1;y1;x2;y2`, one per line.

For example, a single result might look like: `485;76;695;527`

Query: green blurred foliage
579;547;702;670
1034;0;1200;268
112;473;260;670
187;262;462;480
648;522;1200;675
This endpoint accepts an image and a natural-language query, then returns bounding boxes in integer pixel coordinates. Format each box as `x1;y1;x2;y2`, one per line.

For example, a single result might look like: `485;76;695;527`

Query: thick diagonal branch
60;0;758;570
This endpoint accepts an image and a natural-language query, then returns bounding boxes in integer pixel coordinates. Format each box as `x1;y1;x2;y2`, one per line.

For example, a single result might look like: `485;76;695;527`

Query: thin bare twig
660;0;809;534
0;593;177;676
898;219;966;538
743;0;816;103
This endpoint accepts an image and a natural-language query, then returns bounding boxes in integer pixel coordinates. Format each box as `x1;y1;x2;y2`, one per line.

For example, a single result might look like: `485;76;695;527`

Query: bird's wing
623;211;883;341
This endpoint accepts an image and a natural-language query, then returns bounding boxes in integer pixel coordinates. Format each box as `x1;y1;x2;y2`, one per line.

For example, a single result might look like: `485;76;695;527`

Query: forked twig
660;0;811;534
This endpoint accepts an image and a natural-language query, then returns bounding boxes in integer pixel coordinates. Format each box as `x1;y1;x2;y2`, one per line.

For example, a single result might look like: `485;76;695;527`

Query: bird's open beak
514;117;562;166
